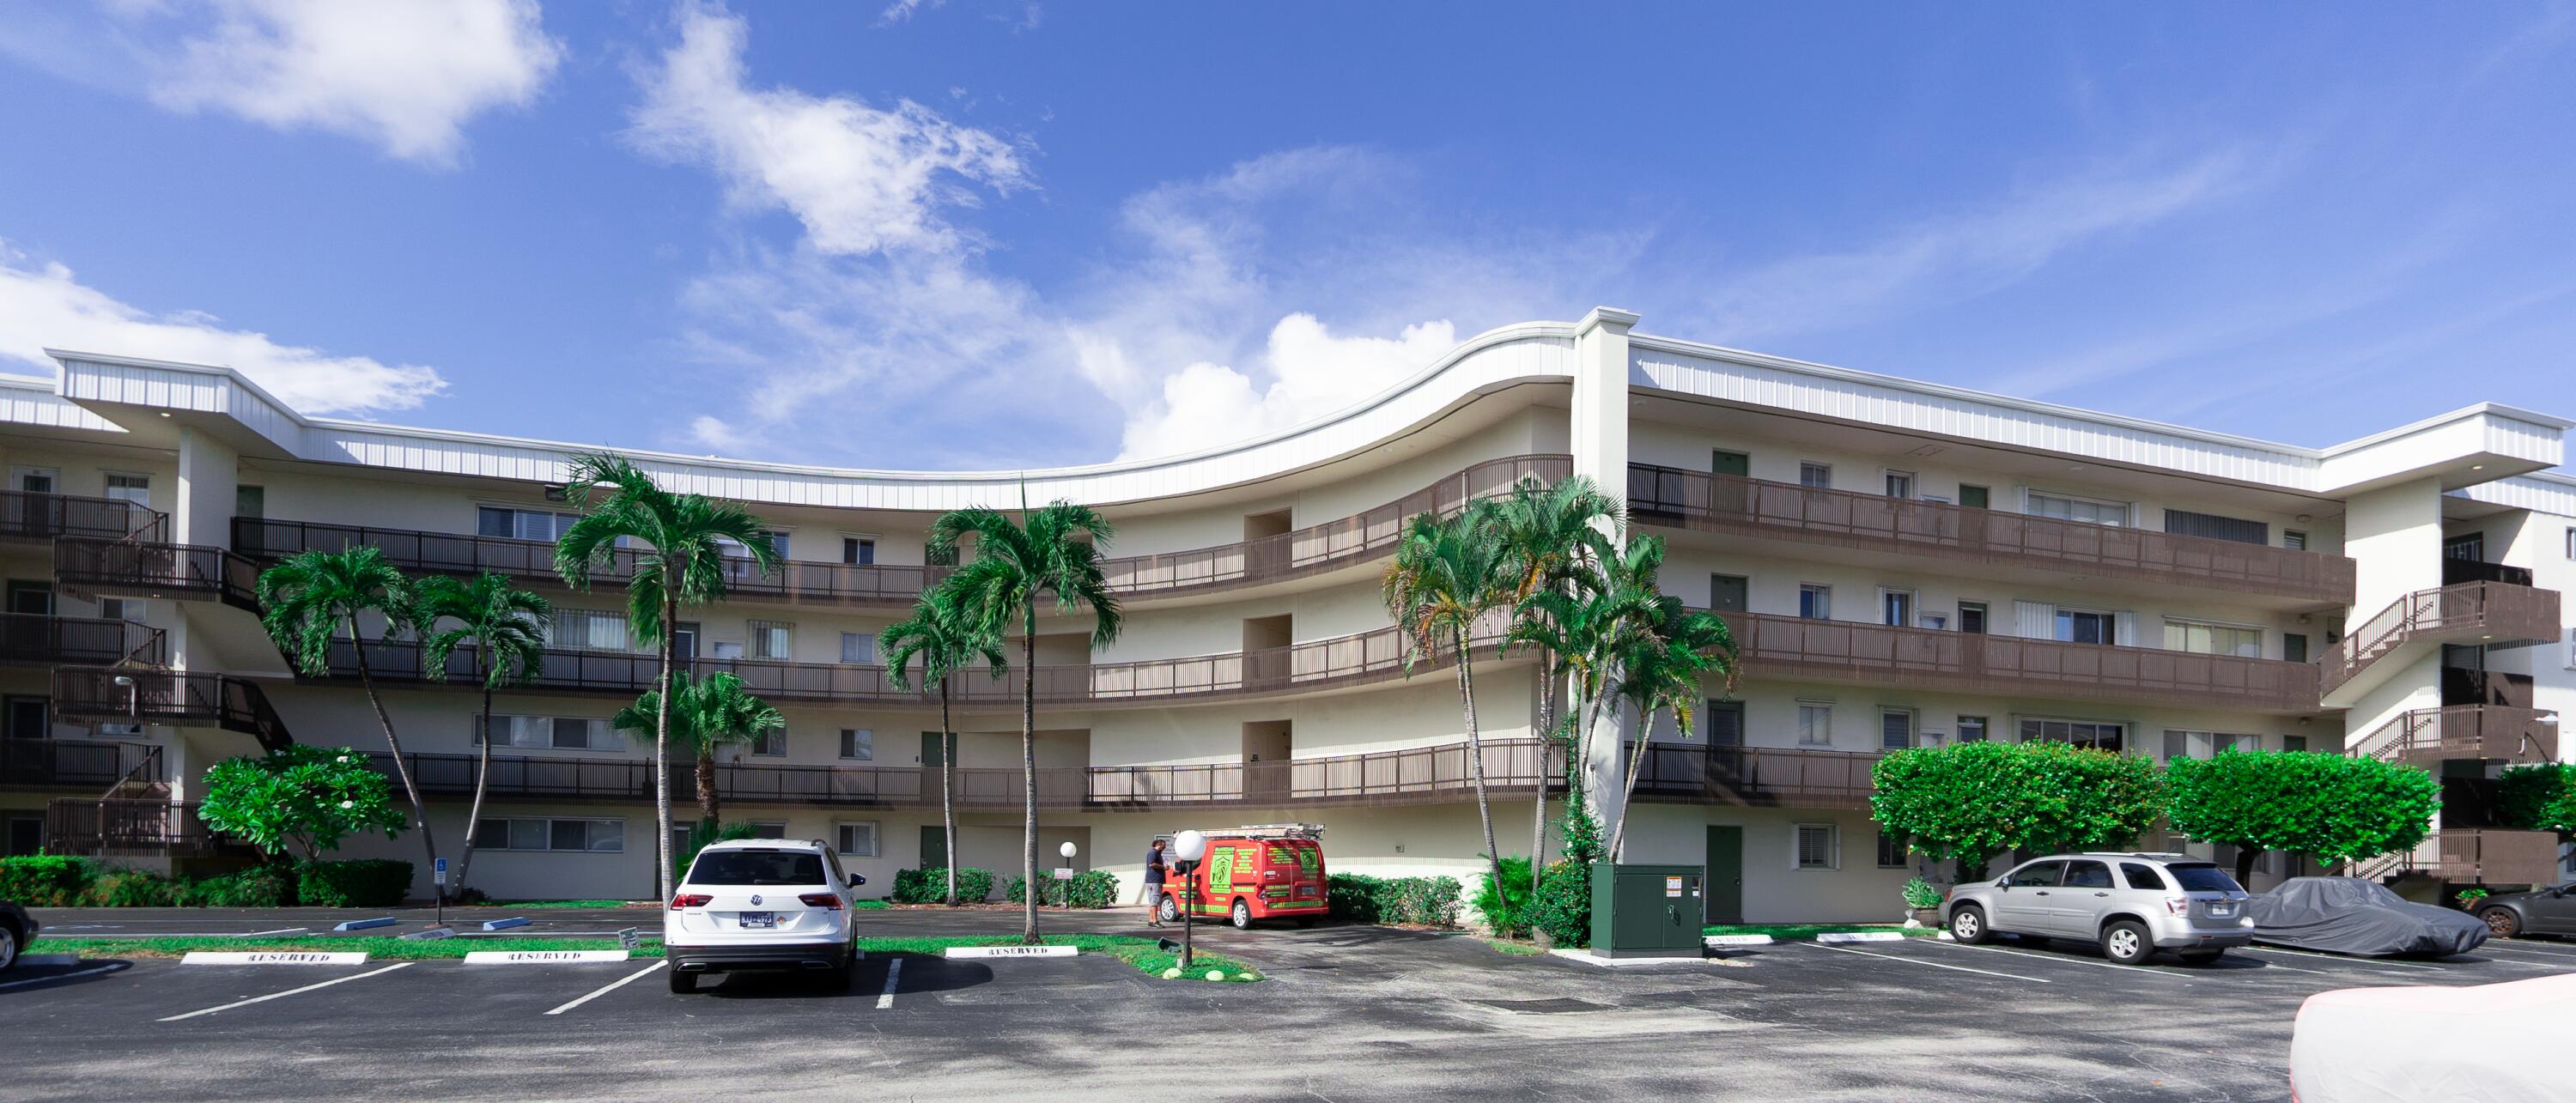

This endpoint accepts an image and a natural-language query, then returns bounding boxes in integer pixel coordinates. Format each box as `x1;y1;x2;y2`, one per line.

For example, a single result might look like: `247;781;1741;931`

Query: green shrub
0;854;100;906
298;859;414;907
2500;764;2576;835
185;865;295;907
1901;876;1944;910
1326;874;1382;923
891;866;995;903
1004;870;1120;908
1324;872;1462;928
1529;860;1590;948
1468;856;1533;937
1873;740;2165;880
675;820;762;883
82;869;183;907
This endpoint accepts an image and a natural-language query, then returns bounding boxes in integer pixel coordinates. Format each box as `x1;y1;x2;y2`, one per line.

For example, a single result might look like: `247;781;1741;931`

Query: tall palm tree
414;573;550;894
614;671;782;830
1383;502;1516;905
933;500;1122;944
555;453;781;903
1604;603;1736;862
882;585;1006;906
258;548;440;887
1490;475;1619;894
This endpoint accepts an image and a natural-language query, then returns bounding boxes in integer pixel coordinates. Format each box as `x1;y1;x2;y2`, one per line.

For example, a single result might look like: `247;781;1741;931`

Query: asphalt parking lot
7;906;2575;1102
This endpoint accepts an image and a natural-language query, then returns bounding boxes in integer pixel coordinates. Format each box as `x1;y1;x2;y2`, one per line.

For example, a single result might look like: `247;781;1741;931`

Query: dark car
2474;882;2576;940
2247;876;2488;958
0;899;35;973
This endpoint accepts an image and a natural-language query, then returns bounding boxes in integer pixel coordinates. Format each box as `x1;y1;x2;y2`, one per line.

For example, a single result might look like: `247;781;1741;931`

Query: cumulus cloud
629;2;1027;258
134;0;561;166
0;244;446;415
1113;314;1460;460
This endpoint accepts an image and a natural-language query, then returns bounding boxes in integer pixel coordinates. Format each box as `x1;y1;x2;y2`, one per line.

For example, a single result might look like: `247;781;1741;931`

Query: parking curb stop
944;945;1078;959
464;949;630;965
331;918;400;933
1815;931;1907;943
181;951;371;965
482;918;531;932
1705;934;1775;948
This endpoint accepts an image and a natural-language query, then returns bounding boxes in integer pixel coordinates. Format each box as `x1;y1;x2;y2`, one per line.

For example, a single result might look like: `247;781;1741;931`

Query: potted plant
1901;876;1944;927
2456;887;2490;912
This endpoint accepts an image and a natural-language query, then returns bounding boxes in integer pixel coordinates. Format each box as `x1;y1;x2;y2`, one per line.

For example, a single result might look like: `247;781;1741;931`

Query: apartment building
2;308;2566;923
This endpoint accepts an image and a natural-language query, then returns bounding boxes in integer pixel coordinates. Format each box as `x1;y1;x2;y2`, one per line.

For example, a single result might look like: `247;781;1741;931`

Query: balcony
1713;610;2321;713
0;739;159;791
1625;743;1880;810
2321;582;2562;706
0;613;166;667
2443;558;2536;587
2354;828;2562;886
0;490;166;543
2348;706;2558;767
323;617;1514;709
1628;464;2355;606
54;538;260;611
367;737;1561;811
52;668;292;752
42;797;257;858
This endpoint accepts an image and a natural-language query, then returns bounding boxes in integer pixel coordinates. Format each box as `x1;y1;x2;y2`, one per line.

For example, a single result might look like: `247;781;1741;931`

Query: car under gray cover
2247;876;2488;957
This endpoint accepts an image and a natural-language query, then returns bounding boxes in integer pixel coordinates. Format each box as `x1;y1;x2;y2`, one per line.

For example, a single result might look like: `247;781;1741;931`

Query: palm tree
933;500;1121;943
1516;536;1669;833
1383;502;1516;906
258;548;440;888
1604;603;1736;862
881;585;1006;906
413;573;550;894
555;453;781;903
614;671;782;830
1490;475;1619;894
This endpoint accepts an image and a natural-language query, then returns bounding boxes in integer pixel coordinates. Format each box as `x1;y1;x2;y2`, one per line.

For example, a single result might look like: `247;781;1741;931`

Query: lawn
499;899;889;910
848;934;1261;982
1701;923;1939;941
30;930;1255;979
1475;936;1547;956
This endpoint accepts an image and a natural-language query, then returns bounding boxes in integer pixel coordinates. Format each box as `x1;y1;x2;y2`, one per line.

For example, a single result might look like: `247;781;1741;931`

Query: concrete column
174;426;239;549
1569;307;1637;849
2342;477;2444;631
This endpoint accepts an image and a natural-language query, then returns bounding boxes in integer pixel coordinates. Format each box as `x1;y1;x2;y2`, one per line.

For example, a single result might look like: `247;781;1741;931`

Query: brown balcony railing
54;538;261;610
1711;610;2321;712
0;490;166;543
43;797;256;858
0;739;159;790
0;613;167;667
2348;706;2559;766
1629;464;2356;605
2323;583;2563;698
324;615;1513;708
52;668;292;752
1625;742;1882;810
2353;828;2562;886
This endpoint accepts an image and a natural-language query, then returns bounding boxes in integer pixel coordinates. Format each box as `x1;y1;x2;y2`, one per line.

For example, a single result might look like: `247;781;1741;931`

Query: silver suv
1944;852;2254;966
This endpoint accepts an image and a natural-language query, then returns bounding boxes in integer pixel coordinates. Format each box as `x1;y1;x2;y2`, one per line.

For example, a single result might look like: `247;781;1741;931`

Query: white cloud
140;0;561;166
1113;314;1460;460
0;244;446;415
630;2;1026;258
876;0;942;26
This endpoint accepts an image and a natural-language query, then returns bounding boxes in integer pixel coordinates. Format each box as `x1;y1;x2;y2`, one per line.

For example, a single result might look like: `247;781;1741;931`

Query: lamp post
1058;840;1078;908
1170;830;1206;971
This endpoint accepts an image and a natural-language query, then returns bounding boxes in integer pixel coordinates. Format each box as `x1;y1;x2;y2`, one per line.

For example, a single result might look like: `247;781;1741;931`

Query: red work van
1158;824;1327;929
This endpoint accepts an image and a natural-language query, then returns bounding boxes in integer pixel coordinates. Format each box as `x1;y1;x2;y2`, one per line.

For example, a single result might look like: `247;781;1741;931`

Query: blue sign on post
434;858;448;886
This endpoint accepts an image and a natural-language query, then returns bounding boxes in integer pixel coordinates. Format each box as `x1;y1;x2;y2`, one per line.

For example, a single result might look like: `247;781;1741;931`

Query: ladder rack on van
1206;823;1325;840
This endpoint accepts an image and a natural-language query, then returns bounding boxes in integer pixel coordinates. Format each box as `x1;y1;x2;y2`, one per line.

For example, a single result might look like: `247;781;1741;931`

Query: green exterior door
1710;450;1749;478
920;730;949;767
1705;826;1744;924
920;826;948;869
1709;574;1748;613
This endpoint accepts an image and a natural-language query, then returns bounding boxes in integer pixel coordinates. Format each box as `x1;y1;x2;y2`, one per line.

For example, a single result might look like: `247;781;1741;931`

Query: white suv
665;839;865;993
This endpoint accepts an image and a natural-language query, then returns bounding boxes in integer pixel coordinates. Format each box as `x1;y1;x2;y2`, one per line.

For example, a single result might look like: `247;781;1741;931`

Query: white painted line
544;961;667;1015
942;945;1076;959
1704;934;1774;948
1806;941;2051;983
2238;946;2448;972
157;962;412;1021
18;954;78;967
234;929;308;938
463;949;629;965
2471;942;2576;961
1814;931;1906;943
181;951;369;966
0;963;126;991
875;957;902;1009
1927;940;2194;982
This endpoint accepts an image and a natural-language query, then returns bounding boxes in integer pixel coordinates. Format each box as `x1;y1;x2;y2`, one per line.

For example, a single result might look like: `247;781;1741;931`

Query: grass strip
1700;924;1939;941
494;900;643;909
1475;936;1547;956
851;934;1261;982
33;936;663;960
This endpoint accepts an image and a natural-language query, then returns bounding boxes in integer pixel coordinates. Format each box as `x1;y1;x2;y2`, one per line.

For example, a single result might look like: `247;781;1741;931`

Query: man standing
1144;838;1170;929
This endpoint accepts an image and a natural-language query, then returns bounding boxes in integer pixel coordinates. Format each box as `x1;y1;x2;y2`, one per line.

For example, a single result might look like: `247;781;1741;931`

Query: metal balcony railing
43;798;257;858
2348;828;2561;886
53;538;261;610
51;668;293;752
0;613;167;667
2322;583;2562;698
0;739;159;790
2347;706;2558;767
1624;743;1882;810
0;490;166;543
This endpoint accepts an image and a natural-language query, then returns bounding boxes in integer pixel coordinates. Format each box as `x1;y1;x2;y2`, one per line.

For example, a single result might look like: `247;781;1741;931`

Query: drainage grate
1470;997;1613;1014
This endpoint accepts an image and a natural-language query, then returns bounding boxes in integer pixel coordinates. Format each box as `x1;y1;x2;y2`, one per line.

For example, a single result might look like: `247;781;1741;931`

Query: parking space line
2234;947;2445;972
1925;940;2192;982
0;963;128;991
236;928;309;937
2474;942;2576;961
544;961;667;1015
1804;942;2051;983
156;963;412;1022
875;958;902;1009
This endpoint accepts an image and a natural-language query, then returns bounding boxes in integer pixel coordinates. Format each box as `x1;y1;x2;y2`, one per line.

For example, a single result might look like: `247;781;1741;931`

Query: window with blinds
836;821;879;858
477;715;624;752
750;730;787;757
2163;508;2268;545
1797;704;1832;746
840;632;875;664
839;728;873;761
2162;730;2258;760
748;620;793;660
2027;491;2129;527
1876;831;1909;869
1880;710;1914;751
2165;618;2263;658
478;506;583;542
1794;824;1838;870
2020;718;2124;751
1956;716;1989;742
550;609;635;652
1704;701;1743;747
472;816;623;852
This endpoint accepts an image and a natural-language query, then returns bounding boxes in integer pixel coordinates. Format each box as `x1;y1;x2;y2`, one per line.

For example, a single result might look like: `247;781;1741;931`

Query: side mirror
848;873;866;888
1996;879;2010;890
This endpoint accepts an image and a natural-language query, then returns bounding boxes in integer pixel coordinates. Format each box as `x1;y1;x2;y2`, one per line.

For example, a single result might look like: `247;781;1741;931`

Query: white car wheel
2103;921;2150;965
1950;907;1989;944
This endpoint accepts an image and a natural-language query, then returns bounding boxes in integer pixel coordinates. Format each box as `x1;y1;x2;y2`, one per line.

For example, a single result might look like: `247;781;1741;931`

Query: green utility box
1589;863;1704;959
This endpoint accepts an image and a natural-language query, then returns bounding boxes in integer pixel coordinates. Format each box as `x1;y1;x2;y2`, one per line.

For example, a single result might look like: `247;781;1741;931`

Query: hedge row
0;855;411;908
1325;873;1463;928
890;866;997;903
1005;870;1120;908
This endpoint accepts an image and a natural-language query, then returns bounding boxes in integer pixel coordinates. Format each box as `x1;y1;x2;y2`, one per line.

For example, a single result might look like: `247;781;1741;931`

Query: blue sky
0;2;2569;470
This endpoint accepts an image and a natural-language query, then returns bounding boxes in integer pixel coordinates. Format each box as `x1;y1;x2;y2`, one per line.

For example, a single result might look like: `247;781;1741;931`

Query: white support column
1570;307;1637;849
173;427;239;550
2340;478;2449;854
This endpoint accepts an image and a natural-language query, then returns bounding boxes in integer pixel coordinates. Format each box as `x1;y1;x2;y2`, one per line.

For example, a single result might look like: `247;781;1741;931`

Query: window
927;542;958;567
2008;862;2063;888
234;485;264;519
1798;585;1832;620
102;473;149;507
1880;589;1913;627
1880;709;1914;751
1958;602;1987;634
720;531;791;560
688;849;823;885
478;506;582;542
2444;532;2484;561
750;730;787;757
2027;490;2128;527
2020;718;2124;752
2062;860;2113;889
744;821;788;839
100;597;145;623
1799;463;1832;489
2163;508;2267;546
2567;526;2575;559
2056;609;2114;645
471;817;623;852
747;620;793;660
2165;618;2262;658
1883;470;1914;499
1708;574;1747;613
1958;485;1990;510
2282;735;2308;754
712;640;745;660
9;467;58;494
840;632;875;664
2121;863;2168;891
1711;450;1749;477
2163;730;2258;760
1704;701;1743;747
839;728;873;761
2283;530;2308;552
841;537;876;566
835;821;880;858
476;715;625;752
1794;824;1838;870
550;609;635;652
1876;831;1909;869
1797;703;1833;747
2283;633;2308;664
1956;716;1988;743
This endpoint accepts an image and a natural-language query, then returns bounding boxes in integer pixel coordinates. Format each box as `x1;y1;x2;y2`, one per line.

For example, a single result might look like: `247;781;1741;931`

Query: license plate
2208;905;2234;917
737;912;777;929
